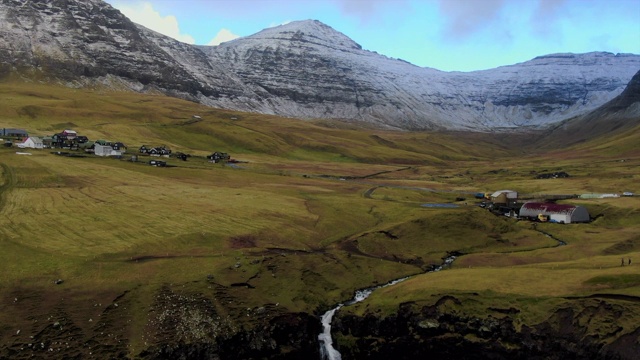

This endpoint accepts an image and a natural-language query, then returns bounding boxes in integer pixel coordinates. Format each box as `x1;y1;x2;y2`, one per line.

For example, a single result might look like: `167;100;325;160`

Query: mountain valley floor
0;83;639;359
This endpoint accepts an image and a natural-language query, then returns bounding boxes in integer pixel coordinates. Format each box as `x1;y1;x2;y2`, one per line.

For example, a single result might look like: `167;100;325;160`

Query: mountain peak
237;19;363;51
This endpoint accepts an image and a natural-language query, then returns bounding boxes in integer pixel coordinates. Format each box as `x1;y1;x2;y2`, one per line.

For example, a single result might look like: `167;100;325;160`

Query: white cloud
207;28;240;46
437;0;507;40
114;1;195;44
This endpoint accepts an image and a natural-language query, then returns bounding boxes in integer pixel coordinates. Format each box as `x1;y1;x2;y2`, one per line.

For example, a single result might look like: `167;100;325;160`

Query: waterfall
318;306;343;360
318;254;458;359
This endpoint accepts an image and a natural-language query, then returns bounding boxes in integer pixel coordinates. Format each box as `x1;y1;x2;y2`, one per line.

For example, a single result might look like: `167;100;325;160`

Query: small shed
490;190;518;204
519;202;590;224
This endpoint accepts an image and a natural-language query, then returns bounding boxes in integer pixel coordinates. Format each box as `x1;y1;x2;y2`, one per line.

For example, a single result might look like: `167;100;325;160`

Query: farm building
1;128;28;138
18;136;44;149
519;202;590;224
490;190;518;204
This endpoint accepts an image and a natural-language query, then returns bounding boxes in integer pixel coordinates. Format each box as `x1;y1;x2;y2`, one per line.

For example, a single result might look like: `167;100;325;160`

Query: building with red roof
519;202;590;223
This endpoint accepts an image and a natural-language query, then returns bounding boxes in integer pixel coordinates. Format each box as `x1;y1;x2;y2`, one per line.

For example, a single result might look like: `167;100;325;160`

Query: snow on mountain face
1;1;638;131
201;23;639;130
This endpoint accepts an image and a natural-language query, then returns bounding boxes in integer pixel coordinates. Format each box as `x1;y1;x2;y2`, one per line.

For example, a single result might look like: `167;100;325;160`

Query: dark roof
1;128;28;136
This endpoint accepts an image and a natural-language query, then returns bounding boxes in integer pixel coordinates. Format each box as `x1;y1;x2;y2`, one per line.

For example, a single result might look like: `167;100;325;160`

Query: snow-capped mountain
1;0;638;131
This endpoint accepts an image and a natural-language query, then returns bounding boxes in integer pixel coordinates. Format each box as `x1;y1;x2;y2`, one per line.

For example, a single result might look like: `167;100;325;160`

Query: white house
18;136;44;149
94;144;122;157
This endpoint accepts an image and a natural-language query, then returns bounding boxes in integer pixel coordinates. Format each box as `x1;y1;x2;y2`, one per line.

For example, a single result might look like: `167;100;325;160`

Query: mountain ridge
536;69;640;148
1;1;638;131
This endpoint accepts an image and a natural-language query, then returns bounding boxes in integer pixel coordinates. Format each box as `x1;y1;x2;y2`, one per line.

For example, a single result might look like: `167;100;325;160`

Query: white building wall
94;144;111;156
549;214;571;224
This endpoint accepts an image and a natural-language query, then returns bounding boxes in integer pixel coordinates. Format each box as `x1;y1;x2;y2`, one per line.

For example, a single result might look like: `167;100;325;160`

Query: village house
51;131;83;148
490;190;518;205
144;146;171;157
50;133;66;148
41;136;54;148
62;129;77;140
112;142;126;151
94;142;126;157
18;136;44;149
207;151;231;163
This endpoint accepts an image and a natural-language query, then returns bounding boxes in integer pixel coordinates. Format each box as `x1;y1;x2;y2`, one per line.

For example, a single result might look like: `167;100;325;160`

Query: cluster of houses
207;151;231;163
139;145;172;156
3;127;235;165
478;190;591;224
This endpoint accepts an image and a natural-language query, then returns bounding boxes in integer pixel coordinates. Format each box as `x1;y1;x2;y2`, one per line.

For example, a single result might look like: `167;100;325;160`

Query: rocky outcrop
136;284;322;360
0;0;240;100
331;296;640;359
0;283;322;360
1;0;639;130
140;312;321;360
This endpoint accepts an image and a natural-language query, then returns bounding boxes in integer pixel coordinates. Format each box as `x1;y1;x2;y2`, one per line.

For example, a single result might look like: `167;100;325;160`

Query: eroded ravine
318;226;571;359
318;254;458;360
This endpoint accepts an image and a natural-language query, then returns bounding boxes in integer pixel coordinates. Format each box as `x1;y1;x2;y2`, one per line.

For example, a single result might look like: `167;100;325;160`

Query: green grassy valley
1;82;639;359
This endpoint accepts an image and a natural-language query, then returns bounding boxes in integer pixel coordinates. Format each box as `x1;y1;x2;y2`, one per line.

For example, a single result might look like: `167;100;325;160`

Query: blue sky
105;0;640;72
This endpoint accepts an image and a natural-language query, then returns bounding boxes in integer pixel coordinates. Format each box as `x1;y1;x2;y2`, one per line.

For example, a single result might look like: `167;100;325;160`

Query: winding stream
318;227;567;359
536;228;567;246
318;255;457;360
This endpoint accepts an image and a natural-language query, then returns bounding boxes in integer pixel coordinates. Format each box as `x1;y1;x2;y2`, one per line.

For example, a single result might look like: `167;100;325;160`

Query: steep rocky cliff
1;0;639;130
332;295;640;360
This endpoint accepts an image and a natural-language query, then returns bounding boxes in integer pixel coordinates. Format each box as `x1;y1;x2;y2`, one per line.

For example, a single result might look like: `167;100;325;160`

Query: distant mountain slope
535;70;640;148
201;22;639;130
1;0;639;131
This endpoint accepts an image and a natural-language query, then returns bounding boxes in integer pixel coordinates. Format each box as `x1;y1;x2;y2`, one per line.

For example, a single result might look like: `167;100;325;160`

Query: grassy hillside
1;81;639;358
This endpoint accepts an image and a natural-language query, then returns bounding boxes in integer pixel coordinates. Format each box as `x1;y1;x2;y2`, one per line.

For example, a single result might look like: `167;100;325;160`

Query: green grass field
1;82;639;357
